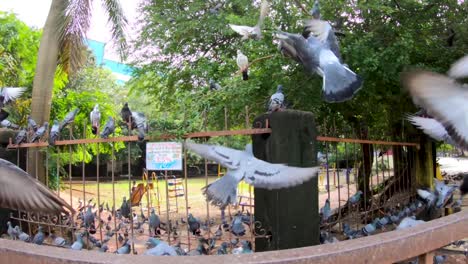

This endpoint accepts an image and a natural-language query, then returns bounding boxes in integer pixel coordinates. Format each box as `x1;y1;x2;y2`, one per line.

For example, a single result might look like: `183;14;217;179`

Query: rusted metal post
252;110;319;251
418;251;435;264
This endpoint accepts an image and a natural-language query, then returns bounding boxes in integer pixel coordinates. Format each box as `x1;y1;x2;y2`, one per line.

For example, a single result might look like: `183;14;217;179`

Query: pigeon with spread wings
185;142;321;208
229;0;269;40
0;158;74;214
0;87;27;108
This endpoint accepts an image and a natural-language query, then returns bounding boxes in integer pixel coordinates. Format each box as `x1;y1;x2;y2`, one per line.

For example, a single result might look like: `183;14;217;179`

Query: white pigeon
229;0;269;40
0;87;26;108
90;104;101;135
185;142;321;209
396;216;425;230
403;55;468;150
236;50;249;80
268;85;285;112
407;115;455;145
417;189;436;207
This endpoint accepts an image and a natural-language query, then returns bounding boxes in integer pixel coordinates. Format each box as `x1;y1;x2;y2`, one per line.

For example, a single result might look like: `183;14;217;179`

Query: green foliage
131;0;467;142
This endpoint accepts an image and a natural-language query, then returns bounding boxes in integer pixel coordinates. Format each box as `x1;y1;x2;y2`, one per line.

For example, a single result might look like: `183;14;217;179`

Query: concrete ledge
0;210;467;264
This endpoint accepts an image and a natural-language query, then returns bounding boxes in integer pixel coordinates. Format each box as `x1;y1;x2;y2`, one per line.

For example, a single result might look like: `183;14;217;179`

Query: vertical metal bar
164;170;170;245
35;149;38;180
345;141;350;215
368;142;373;220
97;140;103;242
127;121;134;254
224;107;228;130
46;148;49;188
56;148;60;197
325;142;330;201
335;142;341;229
375;145;380;209
204;157;210;253
68;126;73;209
82;122;86;209
183;140;191;251
111;131;118;251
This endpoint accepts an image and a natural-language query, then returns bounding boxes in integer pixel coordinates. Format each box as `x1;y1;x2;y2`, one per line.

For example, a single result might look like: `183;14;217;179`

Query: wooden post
415;137;435;189
252;110;319;251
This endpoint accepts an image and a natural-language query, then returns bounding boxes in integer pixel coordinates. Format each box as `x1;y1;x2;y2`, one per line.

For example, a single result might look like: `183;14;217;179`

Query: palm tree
28;0;128;181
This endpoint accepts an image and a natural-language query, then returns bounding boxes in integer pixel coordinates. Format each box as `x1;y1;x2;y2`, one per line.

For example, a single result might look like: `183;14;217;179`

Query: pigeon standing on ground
149;208;161;236
48;120;60;145
144;237;178;256
417;189;437;208
0;158;74;214
233;240;252;254
115;239;131;254
7;221;18;240
100;116;115;139
229;0;269;40
230;215;246;236
59;108;79;131
90;104;101;135
188;213;201;236
120;196;131;219
14;128;27;145
267;85;286;113
209;3;223;14
84;205;95;228
185;142;321;209
50;232;67;247
320;198;331;223
0;119;19;129
15;226;29;242
217;242;229;255
275;18;362;103
71;233;84;250
0;87;26;108
236;50;249;81
30;122;48;143
32;226;45;245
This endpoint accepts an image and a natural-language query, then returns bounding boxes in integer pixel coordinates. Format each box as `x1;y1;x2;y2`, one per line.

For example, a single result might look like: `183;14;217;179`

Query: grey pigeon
320;231;339;244
131;112;148;141
187;243;207;256
84;205;95;228
48;120;60;145
7;221;18;240
144;238;178;256
217;242;229;255
229;0;269;40
185;142;321;209
14;128;27;145
90;104;101;135
15;226;29;242
403;55;468;150
407;115;456;146
349;191;363;205
50;233;67;247
27;115;38;132
120;103;132;124
0;158;74;214
173;242;186;256
120;196;131;219
435;180;456;208
99;244;109;252
343;223;362;239
232;240;252;254
275;29;362;103
267;85;285;112
396;217;425;230
32;226;45;245
30;122;48;143
115;239;131;254
188;213;201;235
209;79;221;91
362;221;376;236
0;87;26;108
236;50;249;81
0;119;19;129
209;3;223;14
149;208;161;235
59;108;79;131
71;233;84;250
309;0;320;19
100;116;115;139
320;198;331;223
434;255;447;264
231;215;246;236
417;189;437;208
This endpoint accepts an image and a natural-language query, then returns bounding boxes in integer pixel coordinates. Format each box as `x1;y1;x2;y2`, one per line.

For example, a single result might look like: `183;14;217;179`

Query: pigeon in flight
100;116;115;139
90;104;101;135
0;158;74;214
185;142;321;208
0;87;26;108
275;12;362;103
237;50;249;81
48;120;60;146
229;0;269;40
30;122;48;143
59;108;79;131
403;55;468;150
267;85;286;112
407;115;456;146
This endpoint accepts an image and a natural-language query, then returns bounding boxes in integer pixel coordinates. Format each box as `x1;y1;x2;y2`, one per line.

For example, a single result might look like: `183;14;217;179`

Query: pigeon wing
407;115;451;142
229;24;254;37
0;159;74;214
448;55;468;79
404;71;468;150
185;142;244;170
1;87;26;104
243;157;321;190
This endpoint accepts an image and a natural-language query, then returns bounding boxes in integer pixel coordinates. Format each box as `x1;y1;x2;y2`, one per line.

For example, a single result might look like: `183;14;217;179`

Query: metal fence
5;115;421;255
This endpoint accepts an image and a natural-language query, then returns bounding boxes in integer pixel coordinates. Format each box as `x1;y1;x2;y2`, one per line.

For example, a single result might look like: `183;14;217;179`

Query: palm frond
101;0;129;60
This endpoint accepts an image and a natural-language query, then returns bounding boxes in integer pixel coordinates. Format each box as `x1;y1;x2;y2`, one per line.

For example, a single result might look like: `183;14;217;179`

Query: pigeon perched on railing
32;226;45;245
0;119;19;129
48;120;60;146
434;180;457;208
7;221;18;240
275;24;362;102
267;85;286;113
30;122;48;143
185;142;321;209
121;102;132;124
59;108;79;131
100;116;115;139
237;50;249;81
229;0;269;40
27;115;38;132
14;128;27;145
0;87;26;108
15;226;29;242
90;104;101;135
0;158;74;214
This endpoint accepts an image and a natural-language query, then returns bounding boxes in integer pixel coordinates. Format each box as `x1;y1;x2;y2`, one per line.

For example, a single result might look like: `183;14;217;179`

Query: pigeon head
237;50;242;55
244;144;253;155
310;0;320;19
277;85;283;92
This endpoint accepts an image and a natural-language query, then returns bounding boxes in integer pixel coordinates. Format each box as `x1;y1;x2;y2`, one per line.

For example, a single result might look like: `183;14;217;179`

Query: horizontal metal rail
0;210;465;264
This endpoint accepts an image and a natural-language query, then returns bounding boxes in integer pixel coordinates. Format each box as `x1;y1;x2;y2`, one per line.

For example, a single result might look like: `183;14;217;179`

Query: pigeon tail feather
202;174;239;209
242;70;249;81
322;62;362;103
92;126;98;135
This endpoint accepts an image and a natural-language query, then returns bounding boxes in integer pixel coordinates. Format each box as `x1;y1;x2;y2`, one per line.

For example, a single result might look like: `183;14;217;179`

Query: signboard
146;142;183;171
